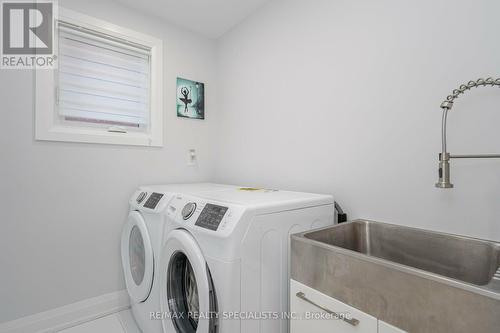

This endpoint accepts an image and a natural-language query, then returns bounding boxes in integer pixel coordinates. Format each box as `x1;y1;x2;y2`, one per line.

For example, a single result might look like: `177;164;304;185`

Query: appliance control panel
130;189;170;212
167;194;244;236
195;204;228;231
143;192;164;209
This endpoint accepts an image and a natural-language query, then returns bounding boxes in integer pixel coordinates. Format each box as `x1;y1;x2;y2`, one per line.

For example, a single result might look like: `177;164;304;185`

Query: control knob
136;192;147;204
182;202;197;220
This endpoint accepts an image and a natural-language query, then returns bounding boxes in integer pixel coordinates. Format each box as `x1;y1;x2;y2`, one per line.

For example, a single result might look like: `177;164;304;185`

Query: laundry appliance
157;184;335;333
121;183;233;333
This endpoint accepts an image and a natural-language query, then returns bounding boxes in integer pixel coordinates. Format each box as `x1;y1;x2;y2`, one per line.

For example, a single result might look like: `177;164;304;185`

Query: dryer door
160;230;218;333
121;211;154;303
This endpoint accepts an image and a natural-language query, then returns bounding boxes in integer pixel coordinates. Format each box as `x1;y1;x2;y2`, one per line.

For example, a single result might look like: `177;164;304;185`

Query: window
57;22;150;129
35;9;163;146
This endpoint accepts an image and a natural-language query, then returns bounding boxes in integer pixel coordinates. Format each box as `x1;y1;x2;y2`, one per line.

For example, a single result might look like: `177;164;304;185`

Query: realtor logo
1;0;57;69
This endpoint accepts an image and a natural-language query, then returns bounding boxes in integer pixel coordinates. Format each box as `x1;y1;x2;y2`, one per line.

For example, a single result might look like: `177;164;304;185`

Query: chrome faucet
436;77;500;189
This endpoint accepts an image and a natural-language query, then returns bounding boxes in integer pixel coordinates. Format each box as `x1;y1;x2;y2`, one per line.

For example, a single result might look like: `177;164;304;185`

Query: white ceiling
113;0;272;39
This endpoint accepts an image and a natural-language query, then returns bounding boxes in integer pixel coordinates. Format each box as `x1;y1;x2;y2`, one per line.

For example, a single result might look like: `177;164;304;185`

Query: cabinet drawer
379;320;407;333
290;279;378;333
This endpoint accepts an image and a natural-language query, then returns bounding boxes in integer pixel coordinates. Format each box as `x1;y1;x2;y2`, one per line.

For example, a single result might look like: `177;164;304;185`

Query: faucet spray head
435;153;454;188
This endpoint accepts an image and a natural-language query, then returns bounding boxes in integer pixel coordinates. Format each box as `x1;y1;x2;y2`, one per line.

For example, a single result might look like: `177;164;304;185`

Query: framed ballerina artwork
176;77;205;120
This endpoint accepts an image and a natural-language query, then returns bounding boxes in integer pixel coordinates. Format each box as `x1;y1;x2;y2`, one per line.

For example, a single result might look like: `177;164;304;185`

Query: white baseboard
0;290;130;333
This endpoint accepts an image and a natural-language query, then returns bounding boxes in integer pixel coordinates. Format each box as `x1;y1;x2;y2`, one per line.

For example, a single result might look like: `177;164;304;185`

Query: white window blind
57;22;151;126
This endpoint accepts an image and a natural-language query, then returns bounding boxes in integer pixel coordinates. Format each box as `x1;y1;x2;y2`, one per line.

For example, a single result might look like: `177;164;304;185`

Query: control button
136;192;147;204
182;202;197;220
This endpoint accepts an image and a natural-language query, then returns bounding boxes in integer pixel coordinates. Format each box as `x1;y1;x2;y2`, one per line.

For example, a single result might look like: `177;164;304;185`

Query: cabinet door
290;280;377;333
378;320;407;333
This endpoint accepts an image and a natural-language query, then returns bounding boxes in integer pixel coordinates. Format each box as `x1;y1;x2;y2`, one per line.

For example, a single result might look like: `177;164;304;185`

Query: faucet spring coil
444;77;500;104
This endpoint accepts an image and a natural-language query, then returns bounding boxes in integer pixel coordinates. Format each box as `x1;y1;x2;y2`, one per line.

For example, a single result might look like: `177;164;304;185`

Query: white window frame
35;8;163;147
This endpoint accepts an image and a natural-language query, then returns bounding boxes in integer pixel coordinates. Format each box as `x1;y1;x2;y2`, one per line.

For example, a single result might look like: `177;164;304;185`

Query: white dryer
121;184;235;333
158;185;335;333
121;188;173;333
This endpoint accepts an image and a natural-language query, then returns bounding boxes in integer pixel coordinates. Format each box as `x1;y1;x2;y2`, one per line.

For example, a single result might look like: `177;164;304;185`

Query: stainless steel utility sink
291;220;500;333
304;220;500;286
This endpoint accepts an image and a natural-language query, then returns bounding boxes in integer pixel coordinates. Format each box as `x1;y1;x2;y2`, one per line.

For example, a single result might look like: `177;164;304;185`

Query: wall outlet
188;149;197;166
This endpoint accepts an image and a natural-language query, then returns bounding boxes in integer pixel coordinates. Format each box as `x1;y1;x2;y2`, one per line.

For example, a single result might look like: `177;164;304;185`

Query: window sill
35;124;163;147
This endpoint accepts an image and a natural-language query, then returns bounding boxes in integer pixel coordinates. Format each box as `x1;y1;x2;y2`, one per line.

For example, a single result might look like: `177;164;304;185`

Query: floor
58;310;141;333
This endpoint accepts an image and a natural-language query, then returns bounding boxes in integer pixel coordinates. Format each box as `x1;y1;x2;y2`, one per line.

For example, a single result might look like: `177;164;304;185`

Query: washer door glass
168;252;200;332
129;225;146;286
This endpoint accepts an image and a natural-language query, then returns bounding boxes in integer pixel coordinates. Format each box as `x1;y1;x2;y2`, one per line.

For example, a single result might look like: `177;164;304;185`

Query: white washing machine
158;185;335;333
121;184;234;333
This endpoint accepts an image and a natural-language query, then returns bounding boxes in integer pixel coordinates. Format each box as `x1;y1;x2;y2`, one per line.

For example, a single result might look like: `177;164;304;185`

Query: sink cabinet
290;280;406;333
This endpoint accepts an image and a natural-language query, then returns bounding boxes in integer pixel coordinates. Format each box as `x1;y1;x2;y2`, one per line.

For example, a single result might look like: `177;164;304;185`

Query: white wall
0;0;218;323
215;0;500;241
